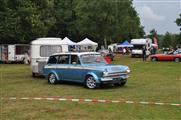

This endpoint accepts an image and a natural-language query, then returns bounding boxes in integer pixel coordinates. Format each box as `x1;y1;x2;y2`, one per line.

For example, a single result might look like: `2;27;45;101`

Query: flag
153;36;158;49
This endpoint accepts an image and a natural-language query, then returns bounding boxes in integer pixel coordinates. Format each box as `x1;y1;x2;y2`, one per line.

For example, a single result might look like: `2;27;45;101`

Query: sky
133;0;181;35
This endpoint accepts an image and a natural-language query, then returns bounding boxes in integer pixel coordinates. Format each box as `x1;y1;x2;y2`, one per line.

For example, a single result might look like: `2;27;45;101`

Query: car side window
58;55;69;64
71;55;80;64
47;56;59;64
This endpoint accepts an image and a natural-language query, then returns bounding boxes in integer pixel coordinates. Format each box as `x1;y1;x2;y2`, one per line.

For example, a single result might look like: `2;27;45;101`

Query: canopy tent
62;37;77;45
117;40;133;47
77;38;98;45
77;38;98;51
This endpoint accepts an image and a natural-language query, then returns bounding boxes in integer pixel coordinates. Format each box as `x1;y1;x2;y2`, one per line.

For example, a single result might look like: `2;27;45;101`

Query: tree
48;0;78;40
0;0;56;44
175;13;181;46
162;32;172;48
176;13;181;29
74;0;144;45
0;0;144;45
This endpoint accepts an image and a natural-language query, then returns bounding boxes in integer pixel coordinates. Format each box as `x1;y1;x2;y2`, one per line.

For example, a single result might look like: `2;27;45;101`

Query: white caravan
0;44;30;63
31;37;69;76
131;38;152;57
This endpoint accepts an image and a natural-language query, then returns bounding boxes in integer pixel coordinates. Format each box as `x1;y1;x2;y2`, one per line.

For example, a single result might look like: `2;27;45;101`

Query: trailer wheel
32;72;36;77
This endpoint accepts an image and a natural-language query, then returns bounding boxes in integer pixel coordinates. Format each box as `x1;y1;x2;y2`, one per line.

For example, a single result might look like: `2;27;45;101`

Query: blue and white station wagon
43;52;130;89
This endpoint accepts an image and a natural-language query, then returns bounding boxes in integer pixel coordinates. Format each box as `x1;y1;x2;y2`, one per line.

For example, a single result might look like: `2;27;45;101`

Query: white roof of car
52;52;100;56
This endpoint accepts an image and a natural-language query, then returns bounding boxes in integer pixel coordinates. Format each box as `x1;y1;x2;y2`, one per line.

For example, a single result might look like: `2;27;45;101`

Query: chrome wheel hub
49;74;56;84
86;76;96;89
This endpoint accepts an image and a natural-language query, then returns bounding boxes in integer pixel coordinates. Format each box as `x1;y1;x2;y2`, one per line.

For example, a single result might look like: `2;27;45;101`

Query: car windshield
133;45;144;50
81;54;107;64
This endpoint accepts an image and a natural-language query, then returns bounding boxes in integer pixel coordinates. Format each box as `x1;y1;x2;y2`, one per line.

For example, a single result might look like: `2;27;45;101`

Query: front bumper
100;75;129;84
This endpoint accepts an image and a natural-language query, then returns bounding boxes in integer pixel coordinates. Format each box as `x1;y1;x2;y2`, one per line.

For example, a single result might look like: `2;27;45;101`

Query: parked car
150;51;181;62
43;52;130;89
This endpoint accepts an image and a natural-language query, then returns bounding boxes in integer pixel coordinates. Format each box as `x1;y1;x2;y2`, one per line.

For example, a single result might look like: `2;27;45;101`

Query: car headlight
103;69;108;76
126;69;131;73
103;71;108;76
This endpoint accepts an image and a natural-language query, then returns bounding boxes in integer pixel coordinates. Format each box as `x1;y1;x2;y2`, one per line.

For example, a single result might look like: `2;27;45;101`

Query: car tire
115;79;127;87
85;75;99;89
48;73;58;84
175;58;180;62
152;57;157;61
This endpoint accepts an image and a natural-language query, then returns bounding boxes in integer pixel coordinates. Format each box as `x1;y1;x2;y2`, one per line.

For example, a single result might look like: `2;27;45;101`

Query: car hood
84;64;129;73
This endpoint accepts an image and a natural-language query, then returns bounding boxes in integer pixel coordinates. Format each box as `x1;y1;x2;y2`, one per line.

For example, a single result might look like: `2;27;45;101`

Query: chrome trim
103;72;127;77
101;78;113;81
101;75;129;81
44;65;95;70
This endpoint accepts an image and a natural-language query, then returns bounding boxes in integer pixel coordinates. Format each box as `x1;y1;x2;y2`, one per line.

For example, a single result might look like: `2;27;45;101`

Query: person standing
123;48;126;55
142;46;146;61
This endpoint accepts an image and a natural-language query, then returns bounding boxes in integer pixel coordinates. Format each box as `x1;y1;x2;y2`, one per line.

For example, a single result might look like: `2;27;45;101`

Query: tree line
147;29;181;49
0;0;144;45
0;0;180;48
148;12;181;49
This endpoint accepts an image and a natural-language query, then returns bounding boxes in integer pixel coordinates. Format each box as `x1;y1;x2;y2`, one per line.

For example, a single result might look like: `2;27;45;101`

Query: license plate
113;78;121;80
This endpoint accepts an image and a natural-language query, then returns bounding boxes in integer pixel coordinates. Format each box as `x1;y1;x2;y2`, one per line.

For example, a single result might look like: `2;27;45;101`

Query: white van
131;38;152;57
0;44;30;63
31;37;69;76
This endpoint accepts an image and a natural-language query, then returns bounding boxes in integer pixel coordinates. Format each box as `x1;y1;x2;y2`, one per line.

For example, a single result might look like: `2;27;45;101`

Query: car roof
51;52;100;56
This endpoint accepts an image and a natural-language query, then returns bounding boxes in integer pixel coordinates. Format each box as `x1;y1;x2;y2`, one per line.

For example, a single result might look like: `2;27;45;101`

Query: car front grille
104;72;127;77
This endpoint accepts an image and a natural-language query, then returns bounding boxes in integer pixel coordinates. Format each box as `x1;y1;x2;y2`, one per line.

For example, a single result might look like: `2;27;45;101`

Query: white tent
77;38;98;45
77;38;98;51
62;37;77;45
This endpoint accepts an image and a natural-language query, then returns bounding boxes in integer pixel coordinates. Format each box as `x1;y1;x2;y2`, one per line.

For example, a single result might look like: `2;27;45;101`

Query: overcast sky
133;0;180;35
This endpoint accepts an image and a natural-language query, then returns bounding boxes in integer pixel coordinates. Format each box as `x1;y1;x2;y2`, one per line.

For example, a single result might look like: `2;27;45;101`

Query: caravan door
8;45;15;61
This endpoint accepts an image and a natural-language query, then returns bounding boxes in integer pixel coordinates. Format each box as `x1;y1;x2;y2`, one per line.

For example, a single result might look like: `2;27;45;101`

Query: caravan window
40;45;62;57
16;45;30;55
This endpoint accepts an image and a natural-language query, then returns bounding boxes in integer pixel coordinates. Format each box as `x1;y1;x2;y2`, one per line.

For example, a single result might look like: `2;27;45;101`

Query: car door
65;55;86;82
159;53;173;61
56;54;70;80
164;54;174;60
46;55;59;75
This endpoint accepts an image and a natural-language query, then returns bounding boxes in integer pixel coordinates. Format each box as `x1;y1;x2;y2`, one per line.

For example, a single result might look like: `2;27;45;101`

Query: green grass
1;55;181;120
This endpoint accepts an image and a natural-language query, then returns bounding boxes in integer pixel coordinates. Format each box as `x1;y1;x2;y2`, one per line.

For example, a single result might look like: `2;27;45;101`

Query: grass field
1;55;181;120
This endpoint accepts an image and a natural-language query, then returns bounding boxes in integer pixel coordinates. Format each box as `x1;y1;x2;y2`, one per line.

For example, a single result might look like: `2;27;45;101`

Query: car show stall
117;41;133;48
117;41;133;54
77;38;98;52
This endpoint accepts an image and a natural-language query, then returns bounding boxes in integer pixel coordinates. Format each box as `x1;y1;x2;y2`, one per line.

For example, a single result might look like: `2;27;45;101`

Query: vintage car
43;52;130;89
150;51;181;62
